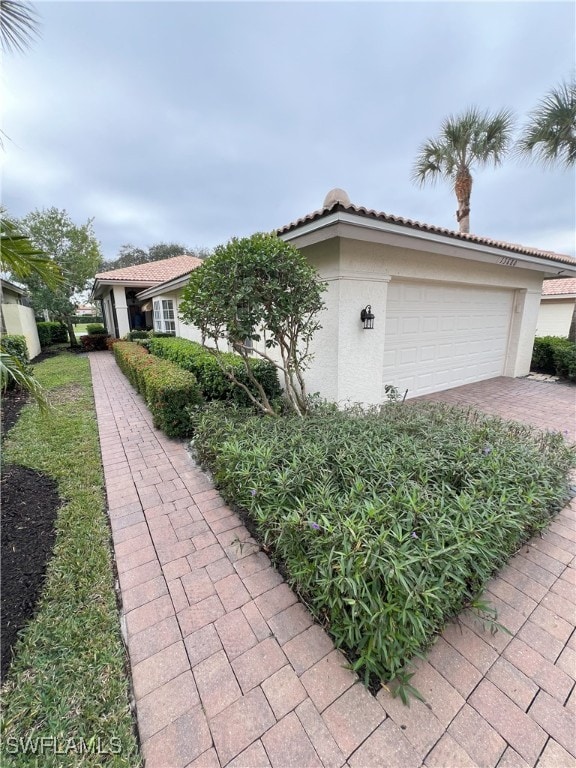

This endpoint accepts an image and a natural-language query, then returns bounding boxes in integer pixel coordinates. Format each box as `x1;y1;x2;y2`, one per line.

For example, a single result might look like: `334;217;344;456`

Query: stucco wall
301;236;545;404
2;304;41;359
536;299;575;338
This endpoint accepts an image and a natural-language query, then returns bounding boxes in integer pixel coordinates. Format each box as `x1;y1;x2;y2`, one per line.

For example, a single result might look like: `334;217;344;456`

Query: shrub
1;335;31;390
125;330;150;341
113;342;203;437
70;315;103;324
36;321;68;346
36;322;52;348
86;323;107;335
192;401;574;686
554;343;576;381
80;334;110;351
531;336;576;381
147;336;281;408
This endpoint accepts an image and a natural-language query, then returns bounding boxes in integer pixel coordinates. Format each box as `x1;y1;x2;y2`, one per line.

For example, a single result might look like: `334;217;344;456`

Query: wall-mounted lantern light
360;305;375;330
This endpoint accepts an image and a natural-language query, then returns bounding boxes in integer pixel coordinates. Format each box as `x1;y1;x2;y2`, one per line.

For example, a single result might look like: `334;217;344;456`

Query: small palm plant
413;107;514;233
517;79;576;168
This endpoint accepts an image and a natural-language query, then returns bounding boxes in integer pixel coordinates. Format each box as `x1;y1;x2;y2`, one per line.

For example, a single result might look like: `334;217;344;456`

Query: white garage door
382;281;514;398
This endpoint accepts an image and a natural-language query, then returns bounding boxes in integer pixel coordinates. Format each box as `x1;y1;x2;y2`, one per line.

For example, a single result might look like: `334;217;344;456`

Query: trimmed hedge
36;321;68;346
113;342;203;437
86;324;107;335
1;334;31;390
80;334;110;351
71;315;103;324
531;336;576;381
146;337;281;408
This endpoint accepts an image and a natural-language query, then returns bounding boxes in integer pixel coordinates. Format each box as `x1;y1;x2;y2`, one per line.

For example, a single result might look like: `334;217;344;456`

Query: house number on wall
498;256;518;267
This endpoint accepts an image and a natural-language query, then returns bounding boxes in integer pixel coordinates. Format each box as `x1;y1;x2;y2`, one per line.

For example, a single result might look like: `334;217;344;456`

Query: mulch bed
1;387;62;683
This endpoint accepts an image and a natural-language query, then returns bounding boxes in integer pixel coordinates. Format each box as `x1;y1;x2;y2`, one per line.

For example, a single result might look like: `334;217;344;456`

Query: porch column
112;285;131;338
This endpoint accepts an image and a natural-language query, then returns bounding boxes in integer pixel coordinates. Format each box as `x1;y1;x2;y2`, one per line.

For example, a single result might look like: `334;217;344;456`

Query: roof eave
136;272;193;300
278;210;576;278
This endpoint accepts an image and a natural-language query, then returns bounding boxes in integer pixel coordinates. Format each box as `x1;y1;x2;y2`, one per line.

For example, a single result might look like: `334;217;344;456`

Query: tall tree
99;242;207;272
517;79;576;168
20;208;103;347
0;0;39;53
412;107;514;233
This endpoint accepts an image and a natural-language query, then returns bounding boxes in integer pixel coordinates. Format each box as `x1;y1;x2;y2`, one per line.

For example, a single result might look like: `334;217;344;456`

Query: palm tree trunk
454;167;472;233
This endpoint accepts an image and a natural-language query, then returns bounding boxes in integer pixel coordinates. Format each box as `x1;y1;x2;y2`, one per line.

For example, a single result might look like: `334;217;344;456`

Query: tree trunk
66;316;79;348
454;167;472;234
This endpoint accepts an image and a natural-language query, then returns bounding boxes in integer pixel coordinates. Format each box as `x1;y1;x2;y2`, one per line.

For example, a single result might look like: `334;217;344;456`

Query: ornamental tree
20;207;103;347
178;232;326;416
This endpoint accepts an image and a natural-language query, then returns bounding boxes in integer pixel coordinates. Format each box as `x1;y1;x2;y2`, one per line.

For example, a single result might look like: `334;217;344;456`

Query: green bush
147;336;281;408
70;315;103;324
554;343;576;381
192;401;574;685
36;322;52;348
125;330;150;341
36;322;68;347
531;336;575;381
86;323;107;335
1;334;31;390
113;342;203;437
80;334;110;351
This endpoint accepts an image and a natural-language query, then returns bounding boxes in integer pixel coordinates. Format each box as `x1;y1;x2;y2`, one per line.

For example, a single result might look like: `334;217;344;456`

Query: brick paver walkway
89;353;576;768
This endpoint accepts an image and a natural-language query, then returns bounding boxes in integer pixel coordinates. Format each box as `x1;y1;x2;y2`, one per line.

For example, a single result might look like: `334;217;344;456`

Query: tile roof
277;201;576;267
95;255;203;283
542;278;576;295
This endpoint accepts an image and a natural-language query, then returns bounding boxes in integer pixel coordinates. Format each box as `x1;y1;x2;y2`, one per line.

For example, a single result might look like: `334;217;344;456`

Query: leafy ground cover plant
113;341;203;437
147;336;280;408
0;350;140;767
192;401;574;687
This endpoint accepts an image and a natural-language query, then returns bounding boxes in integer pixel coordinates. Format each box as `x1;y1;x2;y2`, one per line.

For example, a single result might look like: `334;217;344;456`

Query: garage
382;281;515;398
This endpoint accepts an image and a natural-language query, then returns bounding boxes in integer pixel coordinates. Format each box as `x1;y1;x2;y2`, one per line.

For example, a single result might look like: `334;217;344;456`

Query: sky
2;0;575;263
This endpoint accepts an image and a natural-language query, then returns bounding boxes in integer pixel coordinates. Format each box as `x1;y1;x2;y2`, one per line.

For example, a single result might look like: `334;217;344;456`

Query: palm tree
1;212;62;410
0;0;39;53
413;107;514;234
517;79;576;168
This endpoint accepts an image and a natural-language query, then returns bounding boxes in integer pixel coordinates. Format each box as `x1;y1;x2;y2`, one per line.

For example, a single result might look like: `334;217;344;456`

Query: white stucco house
536;278;576;339
91;256;203;338
91;190;576;403
0;278;41;359
275;190;576;403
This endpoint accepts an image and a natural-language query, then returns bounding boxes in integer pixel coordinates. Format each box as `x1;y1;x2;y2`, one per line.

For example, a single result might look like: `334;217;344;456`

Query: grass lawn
0;351;141;767
73;323;91;336
193;401;574;691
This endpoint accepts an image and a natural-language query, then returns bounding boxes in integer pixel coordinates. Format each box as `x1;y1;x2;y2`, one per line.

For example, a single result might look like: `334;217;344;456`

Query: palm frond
411;139;454;186
517;79;576;167
0;212;64;289
0;0;39;54
0;351;50;413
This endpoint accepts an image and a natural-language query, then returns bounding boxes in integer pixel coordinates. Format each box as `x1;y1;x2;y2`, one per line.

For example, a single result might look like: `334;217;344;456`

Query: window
153;299;176;334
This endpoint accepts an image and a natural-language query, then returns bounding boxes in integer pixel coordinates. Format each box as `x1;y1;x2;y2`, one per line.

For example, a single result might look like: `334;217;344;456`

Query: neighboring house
0;278;41;359
275;189;576;403
91;190;576;403
536;278;576;339
75;304;99;317
90;256;203;338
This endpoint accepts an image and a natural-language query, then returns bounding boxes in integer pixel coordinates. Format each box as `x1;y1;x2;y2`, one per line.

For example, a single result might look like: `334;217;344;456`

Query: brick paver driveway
89;354;576;768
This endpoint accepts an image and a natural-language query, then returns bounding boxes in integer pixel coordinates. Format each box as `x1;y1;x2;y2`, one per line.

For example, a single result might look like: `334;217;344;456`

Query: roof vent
323;188;351;208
